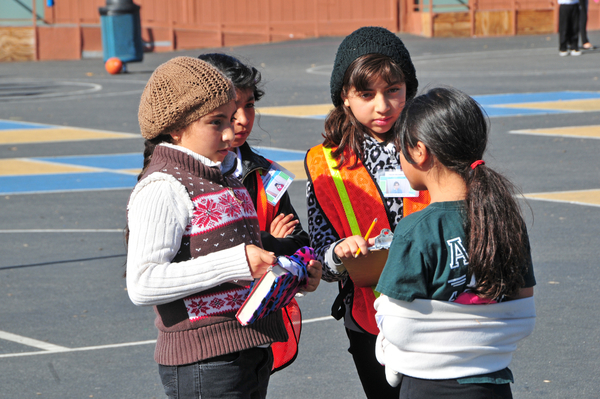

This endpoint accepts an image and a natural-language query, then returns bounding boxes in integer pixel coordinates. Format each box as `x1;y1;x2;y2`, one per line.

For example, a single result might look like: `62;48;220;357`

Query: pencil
355;218;378;257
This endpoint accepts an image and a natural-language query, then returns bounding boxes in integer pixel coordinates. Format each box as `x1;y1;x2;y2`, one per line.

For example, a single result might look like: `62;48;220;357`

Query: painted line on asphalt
510;125;600;140
0;316;336;359
524;189;600;207
302;316;335;324
257;91;600;119
0;330;68;352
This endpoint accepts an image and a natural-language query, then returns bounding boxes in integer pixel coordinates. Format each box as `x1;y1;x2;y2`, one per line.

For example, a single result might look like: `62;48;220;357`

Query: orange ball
105;57;123;75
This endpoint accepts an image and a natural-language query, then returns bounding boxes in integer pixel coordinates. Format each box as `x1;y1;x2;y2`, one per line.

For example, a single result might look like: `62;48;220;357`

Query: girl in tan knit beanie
126;56;292;399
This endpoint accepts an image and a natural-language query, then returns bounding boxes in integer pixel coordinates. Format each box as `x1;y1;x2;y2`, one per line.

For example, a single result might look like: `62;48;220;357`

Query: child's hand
302;260;323;292
269;213;298;238
334;235;371;259
245;244;276;278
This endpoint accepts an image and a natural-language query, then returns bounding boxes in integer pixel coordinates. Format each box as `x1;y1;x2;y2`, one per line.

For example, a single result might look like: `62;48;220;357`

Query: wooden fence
0;0;598;61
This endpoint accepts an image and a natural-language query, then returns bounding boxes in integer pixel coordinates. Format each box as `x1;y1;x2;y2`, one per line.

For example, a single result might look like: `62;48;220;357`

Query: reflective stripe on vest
306;144;430;335
322;146;362;235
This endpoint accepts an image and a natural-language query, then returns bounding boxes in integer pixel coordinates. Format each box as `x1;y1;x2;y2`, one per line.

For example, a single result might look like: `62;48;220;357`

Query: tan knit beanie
138;56;235;140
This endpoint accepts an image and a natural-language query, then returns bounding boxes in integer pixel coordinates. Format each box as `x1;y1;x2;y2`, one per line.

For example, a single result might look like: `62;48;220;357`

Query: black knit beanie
330;26;418;107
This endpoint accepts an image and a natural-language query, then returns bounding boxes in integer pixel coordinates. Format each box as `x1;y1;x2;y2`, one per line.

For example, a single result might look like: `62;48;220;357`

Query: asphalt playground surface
1;30;599;398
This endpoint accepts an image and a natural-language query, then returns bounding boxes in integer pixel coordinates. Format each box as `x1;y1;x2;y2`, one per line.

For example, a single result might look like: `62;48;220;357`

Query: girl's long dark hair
197;53;264;102
323;53;408;169
397;86;529;299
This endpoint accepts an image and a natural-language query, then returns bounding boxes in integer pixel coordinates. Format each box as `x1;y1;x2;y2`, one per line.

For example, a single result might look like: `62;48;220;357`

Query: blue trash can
99;0;143;64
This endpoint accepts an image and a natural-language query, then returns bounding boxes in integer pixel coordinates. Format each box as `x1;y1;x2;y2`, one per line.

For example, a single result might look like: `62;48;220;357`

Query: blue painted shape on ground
0;121;53;130
35;153;144;170
4;90;600;195
483;108;565;117
0;172;138;195
4;148;305;195
293;92;600;119
475;91;600;117
474;91;600;106
303;115;327;120
32;147;304;173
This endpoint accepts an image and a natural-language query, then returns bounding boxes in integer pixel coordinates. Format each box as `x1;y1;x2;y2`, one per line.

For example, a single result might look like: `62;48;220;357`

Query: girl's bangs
347;57;405;92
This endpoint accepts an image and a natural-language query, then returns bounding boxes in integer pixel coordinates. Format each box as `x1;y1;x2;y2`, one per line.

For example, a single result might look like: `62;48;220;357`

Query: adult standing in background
558;0;582;56
579;0;596;49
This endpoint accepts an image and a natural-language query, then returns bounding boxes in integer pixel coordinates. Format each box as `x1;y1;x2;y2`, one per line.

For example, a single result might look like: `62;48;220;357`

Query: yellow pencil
355;218;378;257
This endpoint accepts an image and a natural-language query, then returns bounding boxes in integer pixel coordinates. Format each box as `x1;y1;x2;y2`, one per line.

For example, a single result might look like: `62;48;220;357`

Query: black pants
579;0;589;45
346;328;400;399
399;375;513;399
559;3;580;51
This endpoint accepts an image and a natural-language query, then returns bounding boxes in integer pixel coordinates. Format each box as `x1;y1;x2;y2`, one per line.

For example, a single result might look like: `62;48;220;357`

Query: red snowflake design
192;198;223;228
235;190;256;215
186;298;210;317
220;194;242;218
209;297;226;310
224;291;247;308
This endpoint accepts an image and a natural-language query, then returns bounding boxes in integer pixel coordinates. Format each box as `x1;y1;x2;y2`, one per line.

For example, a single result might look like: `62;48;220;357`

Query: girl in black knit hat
304;26;430;398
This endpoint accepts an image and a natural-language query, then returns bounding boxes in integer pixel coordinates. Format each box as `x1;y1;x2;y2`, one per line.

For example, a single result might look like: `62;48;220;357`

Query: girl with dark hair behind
375;86;536;399
197;53;310;258
197;53;316;372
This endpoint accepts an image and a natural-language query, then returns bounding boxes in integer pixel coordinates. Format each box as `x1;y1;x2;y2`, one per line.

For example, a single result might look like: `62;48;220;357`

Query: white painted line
0;330;68;352
0;316;335;359
0;229;123;233
302;315;335;324
510;130;600;140
0;340;158;359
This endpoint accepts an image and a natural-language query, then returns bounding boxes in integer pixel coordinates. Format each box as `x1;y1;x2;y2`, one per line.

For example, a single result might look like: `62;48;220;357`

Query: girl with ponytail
375;86;536;398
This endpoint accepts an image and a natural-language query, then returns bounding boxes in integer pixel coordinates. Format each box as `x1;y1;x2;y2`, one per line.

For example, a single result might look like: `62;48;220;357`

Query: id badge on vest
376;169;419;198
261;162;295;205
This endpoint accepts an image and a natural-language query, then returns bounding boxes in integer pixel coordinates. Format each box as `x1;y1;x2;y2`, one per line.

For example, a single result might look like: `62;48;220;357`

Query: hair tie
470;160;485;169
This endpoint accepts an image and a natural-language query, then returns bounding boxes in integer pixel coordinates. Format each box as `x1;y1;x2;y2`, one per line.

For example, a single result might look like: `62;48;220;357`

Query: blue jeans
158;347;273;399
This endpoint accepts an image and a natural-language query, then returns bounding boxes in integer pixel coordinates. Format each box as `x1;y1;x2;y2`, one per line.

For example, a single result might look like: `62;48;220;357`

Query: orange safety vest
255;168;280;232
305;144;430;335
254;167;302;373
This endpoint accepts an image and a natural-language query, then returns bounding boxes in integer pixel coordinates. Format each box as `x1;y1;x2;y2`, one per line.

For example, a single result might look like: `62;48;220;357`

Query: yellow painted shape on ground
501;99;600;112
258;104;333;117
525;190;600;207
0;128;136;145
512;125;600;139
120;169;142;175
0;159;96;176
278;160;306;180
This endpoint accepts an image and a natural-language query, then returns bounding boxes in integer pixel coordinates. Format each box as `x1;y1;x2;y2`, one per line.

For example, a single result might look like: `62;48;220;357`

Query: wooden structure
410;0;559;37
1;0;598;62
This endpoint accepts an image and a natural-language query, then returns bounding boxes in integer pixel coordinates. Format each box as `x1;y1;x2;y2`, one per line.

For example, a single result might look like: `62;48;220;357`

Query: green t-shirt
376;200;535;384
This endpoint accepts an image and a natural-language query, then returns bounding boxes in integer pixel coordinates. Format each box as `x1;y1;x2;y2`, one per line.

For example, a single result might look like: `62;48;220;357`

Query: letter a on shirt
447;237;469;269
